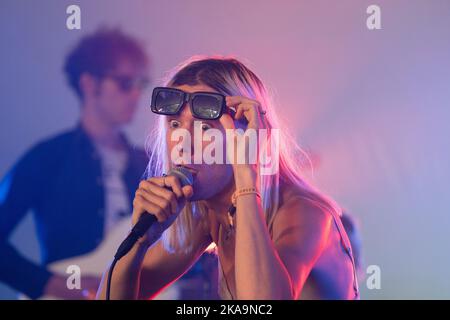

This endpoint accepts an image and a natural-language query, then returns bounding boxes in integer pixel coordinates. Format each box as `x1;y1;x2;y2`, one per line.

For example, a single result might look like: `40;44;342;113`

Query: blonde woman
97;56;359;300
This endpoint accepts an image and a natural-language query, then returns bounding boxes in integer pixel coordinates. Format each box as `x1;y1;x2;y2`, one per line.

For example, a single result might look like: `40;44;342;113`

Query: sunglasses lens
192;95;223;119
137;78;150;90
154;90;183;114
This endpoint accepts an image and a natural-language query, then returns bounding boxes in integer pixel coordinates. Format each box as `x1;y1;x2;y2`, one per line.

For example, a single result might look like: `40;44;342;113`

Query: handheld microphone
113;166;194;261
106;166;194;299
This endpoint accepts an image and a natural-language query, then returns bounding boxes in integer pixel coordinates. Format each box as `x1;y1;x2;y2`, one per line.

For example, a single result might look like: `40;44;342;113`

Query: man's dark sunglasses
106;74;150;92
150;87;236;120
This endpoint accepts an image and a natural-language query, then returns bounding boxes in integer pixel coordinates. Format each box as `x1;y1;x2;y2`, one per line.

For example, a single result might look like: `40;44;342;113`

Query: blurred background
0;0;449;299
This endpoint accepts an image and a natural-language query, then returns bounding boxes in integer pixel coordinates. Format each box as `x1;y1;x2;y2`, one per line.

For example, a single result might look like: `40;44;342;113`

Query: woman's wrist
117;239;150;273
233;164;257;188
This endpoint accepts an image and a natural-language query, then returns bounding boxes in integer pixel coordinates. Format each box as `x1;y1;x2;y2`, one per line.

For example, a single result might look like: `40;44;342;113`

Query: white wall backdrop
1;0;449;299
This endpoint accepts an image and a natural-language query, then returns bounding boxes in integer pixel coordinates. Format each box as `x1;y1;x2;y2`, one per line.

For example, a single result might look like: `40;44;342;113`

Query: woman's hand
131;175;194;248
219;96;267;184
222;96;266;131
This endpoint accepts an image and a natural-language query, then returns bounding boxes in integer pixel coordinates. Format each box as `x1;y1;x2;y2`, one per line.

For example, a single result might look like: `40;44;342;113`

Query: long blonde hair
145;55;342;253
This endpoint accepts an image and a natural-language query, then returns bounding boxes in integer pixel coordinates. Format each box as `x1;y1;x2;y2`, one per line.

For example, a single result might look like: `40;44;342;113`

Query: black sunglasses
150;87;236;120
105;74;150;92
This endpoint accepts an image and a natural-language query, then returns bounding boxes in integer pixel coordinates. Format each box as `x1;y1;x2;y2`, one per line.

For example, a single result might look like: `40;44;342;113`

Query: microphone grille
167;166;194;187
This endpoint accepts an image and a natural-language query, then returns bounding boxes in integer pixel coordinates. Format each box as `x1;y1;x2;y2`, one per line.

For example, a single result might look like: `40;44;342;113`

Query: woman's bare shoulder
274;181;333;241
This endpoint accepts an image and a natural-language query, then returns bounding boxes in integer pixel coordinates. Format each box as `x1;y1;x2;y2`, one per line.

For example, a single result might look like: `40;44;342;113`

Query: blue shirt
0;124;149;299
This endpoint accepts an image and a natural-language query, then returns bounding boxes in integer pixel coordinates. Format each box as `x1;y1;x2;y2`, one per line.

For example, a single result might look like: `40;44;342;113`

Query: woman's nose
177;125;196;161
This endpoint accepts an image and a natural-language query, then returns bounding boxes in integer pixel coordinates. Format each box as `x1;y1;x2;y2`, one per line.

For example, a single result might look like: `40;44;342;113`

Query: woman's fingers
136;188;175;216
134;177;186;223
225;96;265;130
139;180;178;212
181;185;194;199
133;193;169;223
147;175;183;199
148;174;194;200
134;174;195;216
130;174;195;247
219;112;236;131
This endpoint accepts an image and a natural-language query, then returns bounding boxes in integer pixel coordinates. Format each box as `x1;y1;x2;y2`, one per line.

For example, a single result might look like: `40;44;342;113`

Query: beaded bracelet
231;187;261;206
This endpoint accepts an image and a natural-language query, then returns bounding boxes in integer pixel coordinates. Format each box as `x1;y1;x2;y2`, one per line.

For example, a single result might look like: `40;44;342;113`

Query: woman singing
97;56;359;300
